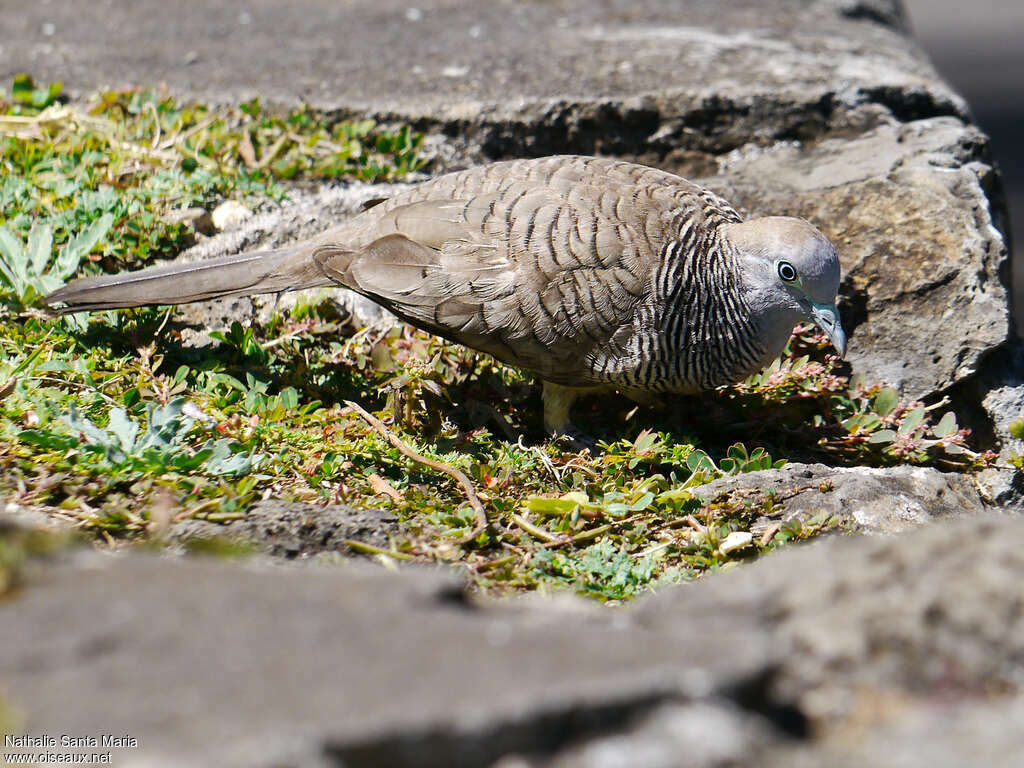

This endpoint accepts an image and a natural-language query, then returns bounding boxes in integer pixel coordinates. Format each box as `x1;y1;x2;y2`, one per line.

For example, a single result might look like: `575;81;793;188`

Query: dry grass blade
759;522;783;546
238;130;258;168
255;133;289;170
342;539;416;561
345;400;490;544
511;513;560;543
367;472;403;503
0;378;17;402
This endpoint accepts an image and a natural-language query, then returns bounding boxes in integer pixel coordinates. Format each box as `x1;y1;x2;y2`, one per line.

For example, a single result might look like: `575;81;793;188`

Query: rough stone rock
949;341;1024;506
703;116;1010;400
635;515;1024;726
690;461;991;535
170;500;403;559
542;701;781;768
765;697;1024;768
0;549;762;768
2;515;1023;767
2;0;1014;416
0;1;958;132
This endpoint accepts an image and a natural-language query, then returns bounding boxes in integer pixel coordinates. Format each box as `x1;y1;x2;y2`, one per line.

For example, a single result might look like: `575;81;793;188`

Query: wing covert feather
312;156;717;379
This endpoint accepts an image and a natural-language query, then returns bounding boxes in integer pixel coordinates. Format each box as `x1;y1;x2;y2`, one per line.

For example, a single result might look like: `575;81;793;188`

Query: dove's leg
542;381;602;450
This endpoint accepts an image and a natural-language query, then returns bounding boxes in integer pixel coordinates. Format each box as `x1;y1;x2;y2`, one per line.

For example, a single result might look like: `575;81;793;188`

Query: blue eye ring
777;260;798;283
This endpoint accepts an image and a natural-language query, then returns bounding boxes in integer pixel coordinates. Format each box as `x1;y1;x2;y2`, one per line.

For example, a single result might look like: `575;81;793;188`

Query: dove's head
724;216;846;358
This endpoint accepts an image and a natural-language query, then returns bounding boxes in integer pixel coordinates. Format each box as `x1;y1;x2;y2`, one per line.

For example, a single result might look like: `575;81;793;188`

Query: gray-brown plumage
44;156;845;442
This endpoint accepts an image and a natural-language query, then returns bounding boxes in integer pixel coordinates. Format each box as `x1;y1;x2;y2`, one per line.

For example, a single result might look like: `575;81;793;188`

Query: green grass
0;75;994;601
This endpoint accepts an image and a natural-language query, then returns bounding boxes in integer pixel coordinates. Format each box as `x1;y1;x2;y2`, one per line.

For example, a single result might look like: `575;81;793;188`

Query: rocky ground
2;0;1023;766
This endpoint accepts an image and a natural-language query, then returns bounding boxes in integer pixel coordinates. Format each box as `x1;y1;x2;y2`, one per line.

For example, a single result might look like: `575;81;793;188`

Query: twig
474;554;517;572
255;133;289;170
146;100;162;149
159;114;219;150
557;523;612;546
153;306;174;341
511;513;561;543
260;327;313;351
238;130;258;168
759;522;783;546
345;400;489;544
684;514;707;534
205;511;245;522
520;511;650;550
289;131;344;154
183;497;223;520
635;540;673;557
367;472;403;503
0;378;16;402
342;539;416;561
516;435;560;480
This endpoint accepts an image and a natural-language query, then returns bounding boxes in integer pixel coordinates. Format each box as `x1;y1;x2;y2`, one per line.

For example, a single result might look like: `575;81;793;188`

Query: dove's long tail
43;246;335;314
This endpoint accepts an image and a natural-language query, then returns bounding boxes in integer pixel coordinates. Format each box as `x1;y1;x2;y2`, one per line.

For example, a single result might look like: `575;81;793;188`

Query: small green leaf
657;488;695;503
527;497;579;516
629;491;655;512
686;450;716;474
18;429;78;451
874;388;899;417
204;439;258;475
898;406;926;435
11;74;63;108
859;414;883;432
842;415;865;433
633;429;658;455
933;412;957;438
26;225;53;277
0;226;26;292
107;408;139;453
280;387;299;410
53;214;114;280
868;429;898;444
727;443;748;462
561;491;589;506
11;74;34;104
847;373;865;394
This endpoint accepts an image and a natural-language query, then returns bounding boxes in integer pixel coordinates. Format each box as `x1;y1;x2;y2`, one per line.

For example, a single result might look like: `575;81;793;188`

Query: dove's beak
808;301;847;358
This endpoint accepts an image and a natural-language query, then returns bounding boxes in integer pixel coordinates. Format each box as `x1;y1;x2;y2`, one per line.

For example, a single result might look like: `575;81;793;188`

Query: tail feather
43;246;333;314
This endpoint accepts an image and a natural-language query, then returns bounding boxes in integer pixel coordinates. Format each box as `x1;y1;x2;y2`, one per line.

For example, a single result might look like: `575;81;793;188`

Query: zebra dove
44;155;845;443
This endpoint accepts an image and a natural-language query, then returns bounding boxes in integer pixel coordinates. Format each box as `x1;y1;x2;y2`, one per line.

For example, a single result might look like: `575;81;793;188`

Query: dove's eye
777;261;798;283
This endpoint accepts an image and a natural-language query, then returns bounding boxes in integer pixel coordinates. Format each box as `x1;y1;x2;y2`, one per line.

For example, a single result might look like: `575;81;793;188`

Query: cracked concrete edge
350;81;970;171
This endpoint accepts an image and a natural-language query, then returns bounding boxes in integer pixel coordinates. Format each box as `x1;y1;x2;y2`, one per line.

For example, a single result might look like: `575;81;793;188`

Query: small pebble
211;200;252;232
719;531;753;555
